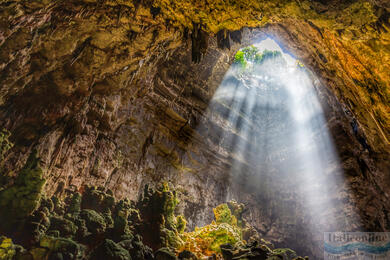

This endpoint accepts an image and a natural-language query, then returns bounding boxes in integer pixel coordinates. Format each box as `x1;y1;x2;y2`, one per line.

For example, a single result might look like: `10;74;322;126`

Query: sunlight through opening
200;37;361;252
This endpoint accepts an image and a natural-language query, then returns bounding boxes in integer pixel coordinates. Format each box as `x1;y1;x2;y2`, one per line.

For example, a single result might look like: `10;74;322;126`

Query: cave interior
0;0;389;259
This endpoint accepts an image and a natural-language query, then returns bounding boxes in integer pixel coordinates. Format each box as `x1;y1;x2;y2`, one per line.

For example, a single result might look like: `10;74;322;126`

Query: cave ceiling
1;0;389;152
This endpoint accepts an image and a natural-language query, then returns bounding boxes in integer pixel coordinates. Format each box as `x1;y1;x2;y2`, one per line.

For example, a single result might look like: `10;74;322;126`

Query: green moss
0;236;15;260
162;227;184;249
39;235;83;258
270;248;298;259
180;203;242;257
0;150;45;230
0;181;306;259
180;221;241;256
138;184;183;249
227;200;245;227
90;239;130;260
213;204;237;226
205;224;240;252
80;209;107;234
48;216;77;238
176;215;186;233
103;210;114;229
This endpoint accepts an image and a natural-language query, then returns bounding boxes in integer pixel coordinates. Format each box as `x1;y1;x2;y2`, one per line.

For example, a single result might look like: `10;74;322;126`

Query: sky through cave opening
199;37;362;253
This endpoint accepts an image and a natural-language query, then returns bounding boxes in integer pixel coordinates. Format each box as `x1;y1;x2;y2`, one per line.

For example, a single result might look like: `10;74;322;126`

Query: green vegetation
213;203;238;225
0;180;307;259
180;202;242;257
0;236;15;260
234;46;283;68
0;150;45;230
138;183;185;250
176;215;187;233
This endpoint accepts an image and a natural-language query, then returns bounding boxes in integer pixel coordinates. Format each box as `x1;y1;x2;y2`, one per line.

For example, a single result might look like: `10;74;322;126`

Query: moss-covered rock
178;250;197;260
155;247;177;260
0;150;45;234
0;236;15;260
179;204;242;258
176;216;186;234
137;184;183;250
40;198;54;213
51;197;65;216
118;235;154;260
213;204;237;226
48;216;77;238
81;186;115;213
220;241;272;260
218;240;308;260
227;201;245;227
89;239;130;260
66;192;82;215
112;200;130;236
268;248;298;259
39;235;83;260
0;183;306;260
80;209;107;234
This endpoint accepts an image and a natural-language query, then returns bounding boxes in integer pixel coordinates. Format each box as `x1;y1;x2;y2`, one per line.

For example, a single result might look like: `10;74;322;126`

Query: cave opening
196;37;362;256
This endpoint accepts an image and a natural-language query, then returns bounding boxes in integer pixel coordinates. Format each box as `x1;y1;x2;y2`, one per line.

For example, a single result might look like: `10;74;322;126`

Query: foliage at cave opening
234;46;283;68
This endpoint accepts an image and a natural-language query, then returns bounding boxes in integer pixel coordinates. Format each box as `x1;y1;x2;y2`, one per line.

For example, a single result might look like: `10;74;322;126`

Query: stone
81;186;116;213
48;216;77;238
66;193;82;215
118;236;153;260
178;250;197;260
0;151;45;234
138;184;183;250
89;239;130;260
39;236;82;259
155;247;178;260
80;209;107;234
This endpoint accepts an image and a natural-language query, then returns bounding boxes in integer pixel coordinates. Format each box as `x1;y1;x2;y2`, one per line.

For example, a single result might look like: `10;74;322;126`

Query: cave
0;0;389;259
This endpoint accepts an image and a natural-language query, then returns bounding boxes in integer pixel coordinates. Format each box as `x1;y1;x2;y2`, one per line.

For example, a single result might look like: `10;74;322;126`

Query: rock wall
0;0;389;258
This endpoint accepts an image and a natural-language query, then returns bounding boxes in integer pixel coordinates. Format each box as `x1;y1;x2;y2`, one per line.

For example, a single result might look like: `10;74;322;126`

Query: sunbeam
201;37;361;255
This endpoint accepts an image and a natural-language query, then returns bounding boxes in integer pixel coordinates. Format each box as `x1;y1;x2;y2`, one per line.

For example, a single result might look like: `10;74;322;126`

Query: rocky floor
0;152;307;260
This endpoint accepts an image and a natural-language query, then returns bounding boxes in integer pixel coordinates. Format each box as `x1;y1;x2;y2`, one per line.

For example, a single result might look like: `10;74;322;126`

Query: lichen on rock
0;236;15;260
179;202;242;258
137;183;184;250
0;150;45;233
0;181;306;259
